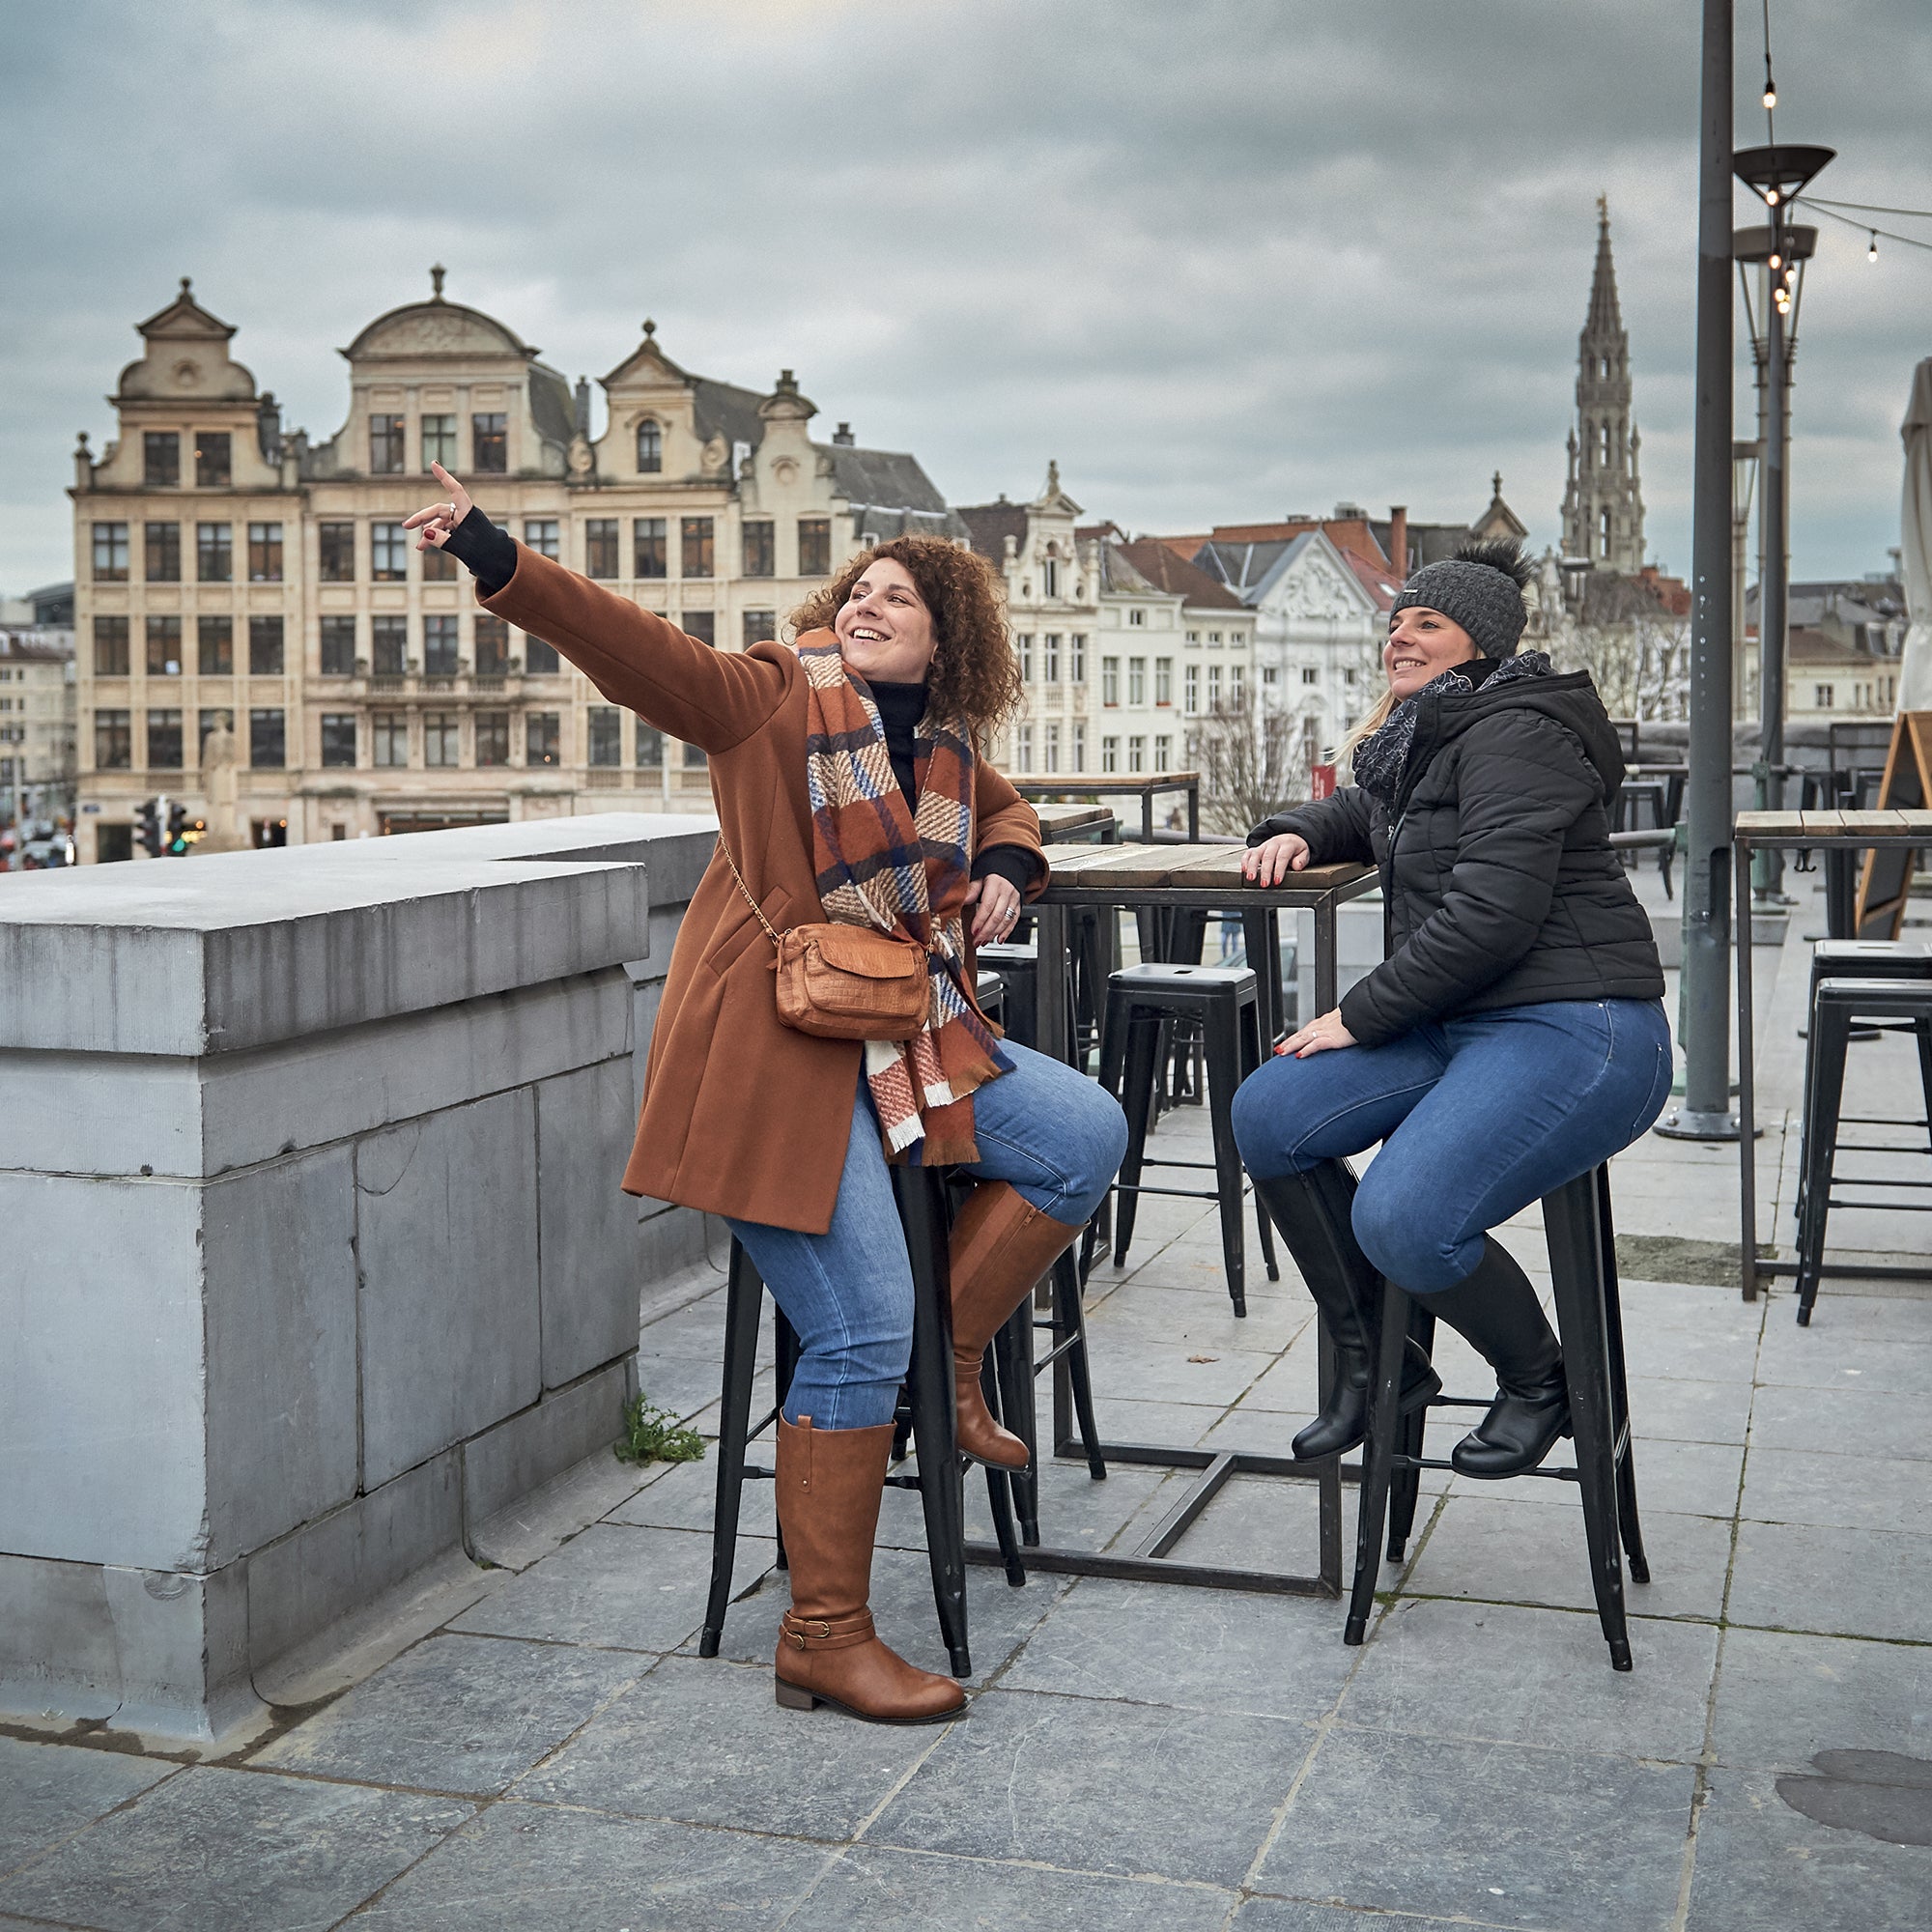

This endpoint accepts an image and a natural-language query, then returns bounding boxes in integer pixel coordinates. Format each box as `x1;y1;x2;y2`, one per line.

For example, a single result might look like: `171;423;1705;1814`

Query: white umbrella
1897;357;1932;711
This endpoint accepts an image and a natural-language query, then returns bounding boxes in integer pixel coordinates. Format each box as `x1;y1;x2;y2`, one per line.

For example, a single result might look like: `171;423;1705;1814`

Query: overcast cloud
3;0;1928;594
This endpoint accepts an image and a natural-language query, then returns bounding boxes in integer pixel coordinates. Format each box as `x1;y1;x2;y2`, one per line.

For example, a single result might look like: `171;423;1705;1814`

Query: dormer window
1042;558;1058;598
637;419;663;473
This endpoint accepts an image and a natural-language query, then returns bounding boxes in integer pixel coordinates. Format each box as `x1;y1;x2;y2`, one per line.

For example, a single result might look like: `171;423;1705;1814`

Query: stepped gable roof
954;498;1028;560
1114;539;1243;611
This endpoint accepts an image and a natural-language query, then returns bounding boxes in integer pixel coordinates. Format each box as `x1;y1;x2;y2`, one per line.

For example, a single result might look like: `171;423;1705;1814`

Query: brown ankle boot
772;1416;966;1725
948;1181;1081;1469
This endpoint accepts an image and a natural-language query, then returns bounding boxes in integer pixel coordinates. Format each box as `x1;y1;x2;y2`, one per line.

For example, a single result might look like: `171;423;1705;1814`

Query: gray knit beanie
1389;539;1533;658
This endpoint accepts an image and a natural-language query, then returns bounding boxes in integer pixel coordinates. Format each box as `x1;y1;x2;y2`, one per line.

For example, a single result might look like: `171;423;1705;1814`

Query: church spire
1585;194;1623;335
1560;198;1645;572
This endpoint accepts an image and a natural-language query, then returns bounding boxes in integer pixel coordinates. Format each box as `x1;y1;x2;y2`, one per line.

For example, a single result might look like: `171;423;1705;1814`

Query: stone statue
192;722;250;853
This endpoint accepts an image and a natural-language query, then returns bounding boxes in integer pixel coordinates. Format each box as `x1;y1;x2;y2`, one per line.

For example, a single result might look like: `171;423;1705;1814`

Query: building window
146;615;183;676
1041;557;1058;599
371;522;407;582
524;634;560;674
473;614;509;676
636;723;664;768
147;708;184;770
1187;629;1201;646
372;712;409;766
1184;665;1199;714
422;613;459;675
144;432;180;488
320;615;356;676
319;522;355;581
588;705;622;766
249;708;286;768
144;521;182;582
195;523;233;582
1101;734;1119;774
637;419;662;472
797;517;831;578
1344;668;1357;687
321;714;357;767
422;540;457;582
1600;506;1613;555
1015;724;1033;769
1017;634;1034;682
193;432;230;488
634;517;667;579
1070;635;1087;683
1128;734;1147;773
1128;657;1146;706
743;520;775;577
1600;421;1612;466
1155;658;1174;706
1230;665;1244;703
1262;666;1277;687
471;412;507;472
92;522;129;582
585;520;619;579
247;522;283;582
684;611;716;648
422;712;460;766
744;610;776;648
682;517;715;579
1301;666;1320;685
94;708;131;769
1128;608;1146;627
526;712;560;765
1155;732;1173;767
371;614;408;676
523;519;560;560
1043;634;1061;684
1208;665;1222;708
1208;631;1223;647
1101;657;1120;706
683;740;707;769
1072;722;1086;769
94;615;129;677
369;412;406;474
475;711;510;766
1815;685;1833;709
197;615;233;675
421;413;456;470
1043;723;1060;774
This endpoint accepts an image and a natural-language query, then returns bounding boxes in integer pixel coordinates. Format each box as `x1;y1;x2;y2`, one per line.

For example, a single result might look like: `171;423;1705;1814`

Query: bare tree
1545;572;1690;723
1186;694;1312;836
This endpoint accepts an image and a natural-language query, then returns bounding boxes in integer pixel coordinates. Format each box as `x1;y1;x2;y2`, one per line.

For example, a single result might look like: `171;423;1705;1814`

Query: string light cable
1795;197;1932;259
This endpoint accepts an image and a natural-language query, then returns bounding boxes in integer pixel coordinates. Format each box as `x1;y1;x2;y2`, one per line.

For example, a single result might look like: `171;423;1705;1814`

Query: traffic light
135;798;163;857
166;802;191;856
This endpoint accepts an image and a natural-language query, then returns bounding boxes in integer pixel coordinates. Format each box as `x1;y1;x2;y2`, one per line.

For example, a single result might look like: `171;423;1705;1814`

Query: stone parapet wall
0;813;718;1743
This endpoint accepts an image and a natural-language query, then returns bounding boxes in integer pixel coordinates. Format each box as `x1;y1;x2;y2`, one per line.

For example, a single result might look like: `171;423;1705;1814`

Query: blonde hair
1337;686;1399;775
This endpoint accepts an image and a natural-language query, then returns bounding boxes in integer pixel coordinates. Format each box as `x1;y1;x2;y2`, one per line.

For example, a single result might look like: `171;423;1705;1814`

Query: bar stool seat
1349;1163;1648;1671
1084;962;1278;1317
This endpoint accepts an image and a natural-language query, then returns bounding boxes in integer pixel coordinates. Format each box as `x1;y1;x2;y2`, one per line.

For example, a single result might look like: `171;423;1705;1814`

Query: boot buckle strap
782;1609;874;1652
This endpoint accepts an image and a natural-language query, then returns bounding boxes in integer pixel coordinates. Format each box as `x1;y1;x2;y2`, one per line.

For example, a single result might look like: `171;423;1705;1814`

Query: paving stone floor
4;885;1930;1929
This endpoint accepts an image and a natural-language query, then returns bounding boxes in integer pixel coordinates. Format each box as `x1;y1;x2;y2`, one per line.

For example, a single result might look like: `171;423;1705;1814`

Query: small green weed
614;1392;706;1467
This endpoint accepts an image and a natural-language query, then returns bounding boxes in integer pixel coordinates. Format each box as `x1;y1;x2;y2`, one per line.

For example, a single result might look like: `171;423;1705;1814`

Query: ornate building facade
1561;199;1646;572
71;275;960;860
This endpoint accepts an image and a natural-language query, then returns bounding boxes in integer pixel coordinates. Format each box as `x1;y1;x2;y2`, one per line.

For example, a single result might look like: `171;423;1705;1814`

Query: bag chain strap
717;837;784;951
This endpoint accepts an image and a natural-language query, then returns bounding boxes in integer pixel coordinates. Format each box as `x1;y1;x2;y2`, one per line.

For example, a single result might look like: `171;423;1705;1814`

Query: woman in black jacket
1231;541;1670;1478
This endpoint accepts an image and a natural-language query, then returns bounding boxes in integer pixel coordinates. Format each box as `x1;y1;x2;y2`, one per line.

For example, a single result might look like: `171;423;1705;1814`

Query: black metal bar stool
698;1164;1024;1675
1795;975;1932;1326
1083;962;1279;1317
1348;1164;1649;1671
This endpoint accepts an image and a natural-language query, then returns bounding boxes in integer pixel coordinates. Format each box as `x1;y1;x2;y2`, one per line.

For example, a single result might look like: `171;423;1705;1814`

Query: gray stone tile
1091;1395;1229;1447
254;1634;642;1795
868;1452;1166;1560
1709;1627;1932;1774
344;1801;829;1929
1082;1334;1277;1406
1728;1521;1932;1642
1458;1437;1744;1520
0;1767;470;1932
1111;1467;1342;1578
606;1453;778;1538
0;1739;176;1882
1617;1303;1763;1385
1749;1382;1932;1463
696;1545;1067;1687
1342;1597;1719;1762
867;1687;1309;1885
788;1844;1236;1931
1255;1727;1694;1929
1233;1904;1472;1932
521;1655;949;1840
1685;1767;1932;1931
1085;1285;1309;1353
1403;1494;1734;1624
449;1522;774;1653
1754;1291;1932;1354
1627;1374;1753;1445
1002;1575;1355;1719
1742;1447;1932;1535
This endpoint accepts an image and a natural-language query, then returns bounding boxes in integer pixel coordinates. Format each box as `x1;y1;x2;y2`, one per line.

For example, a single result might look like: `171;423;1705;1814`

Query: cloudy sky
5;0;1928;596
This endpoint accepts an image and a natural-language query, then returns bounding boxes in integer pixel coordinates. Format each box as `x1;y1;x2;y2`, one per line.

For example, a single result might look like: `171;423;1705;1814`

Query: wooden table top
1734;809;1932;844
1032;801;1117;840
1008;772;1198;795
1038;841;1374;898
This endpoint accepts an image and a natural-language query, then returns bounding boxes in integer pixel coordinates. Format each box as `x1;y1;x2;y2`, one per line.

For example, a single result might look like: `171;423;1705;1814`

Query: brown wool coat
479;546;1048;1235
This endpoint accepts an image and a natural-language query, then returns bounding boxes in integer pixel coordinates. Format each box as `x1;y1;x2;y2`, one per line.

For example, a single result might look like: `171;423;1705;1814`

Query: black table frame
962;866;1384;1597
1012;775;1201;844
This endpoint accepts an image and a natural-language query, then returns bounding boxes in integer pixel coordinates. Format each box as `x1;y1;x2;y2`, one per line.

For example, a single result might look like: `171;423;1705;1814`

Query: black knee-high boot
1423;1237;1571;1477
1253;1163;1439;1460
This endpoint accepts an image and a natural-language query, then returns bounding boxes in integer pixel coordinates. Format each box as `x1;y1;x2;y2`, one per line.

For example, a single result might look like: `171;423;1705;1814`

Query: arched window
1601;355;1611;381
1600;421;1612;466
636;419;662;473
1601;507;1614;556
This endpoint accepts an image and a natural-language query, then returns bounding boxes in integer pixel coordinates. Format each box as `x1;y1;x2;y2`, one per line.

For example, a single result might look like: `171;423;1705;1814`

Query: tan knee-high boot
772;1416;966;1724
948;1181;1082;1469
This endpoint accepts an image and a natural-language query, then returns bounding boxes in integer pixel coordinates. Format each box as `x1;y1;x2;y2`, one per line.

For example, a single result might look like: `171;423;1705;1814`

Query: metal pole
1756;250;1789;900
1659;0;1740;1140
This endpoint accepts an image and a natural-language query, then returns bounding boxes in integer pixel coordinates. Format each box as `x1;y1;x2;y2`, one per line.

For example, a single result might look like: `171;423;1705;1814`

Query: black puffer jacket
1250;668;1664;1046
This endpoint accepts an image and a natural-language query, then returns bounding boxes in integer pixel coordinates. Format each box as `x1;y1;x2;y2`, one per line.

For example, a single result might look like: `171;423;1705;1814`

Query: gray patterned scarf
1351;651;1553;811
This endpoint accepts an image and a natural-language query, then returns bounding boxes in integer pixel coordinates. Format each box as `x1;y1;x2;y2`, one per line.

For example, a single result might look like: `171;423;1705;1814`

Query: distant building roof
1113;539;1245;611
954;497;1028;560
832;445;967;542
1789;626;1873;667
1153;518;1392;572
1344;551;1405;612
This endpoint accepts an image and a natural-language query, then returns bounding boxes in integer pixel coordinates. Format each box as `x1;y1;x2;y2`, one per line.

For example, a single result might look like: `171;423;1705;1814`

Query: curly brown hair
788;535;1024;737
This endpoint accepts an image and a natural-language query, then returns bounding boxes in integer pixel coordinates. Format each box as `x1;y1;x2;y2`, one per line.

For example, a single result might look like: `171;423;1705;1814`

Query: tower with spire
1561;197;1646;573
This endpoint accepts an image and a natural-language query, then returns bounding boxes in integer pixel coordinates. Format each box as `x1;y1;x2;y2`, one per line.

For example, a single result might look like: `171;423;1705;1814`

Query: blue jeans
1231;999;1673;1293
727;1042;1128;1430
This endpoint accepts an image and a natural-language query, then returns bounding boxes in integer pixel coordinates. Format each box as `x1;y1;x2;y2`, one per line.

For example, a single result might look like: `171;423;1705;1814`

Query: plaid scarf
796;632;1010;1161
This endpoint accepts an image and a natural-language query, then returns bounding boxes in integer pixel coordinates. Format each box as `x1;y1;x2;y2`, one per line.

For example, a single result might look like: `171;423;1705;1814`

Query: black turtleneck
440;507;1038;896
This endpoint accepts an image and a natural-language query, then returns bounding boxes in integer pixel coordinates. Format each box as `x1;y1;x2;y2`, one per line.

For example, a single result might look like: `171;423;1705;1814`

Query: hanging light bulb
1869;231;1880;263
1763;83;1777;109
1769;252;1782;269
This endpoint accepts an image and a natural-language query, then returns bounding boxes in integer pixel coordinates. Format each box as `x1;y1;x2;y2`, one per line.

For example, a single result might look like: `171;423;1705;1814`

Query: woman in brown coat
409;466;1126;1726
